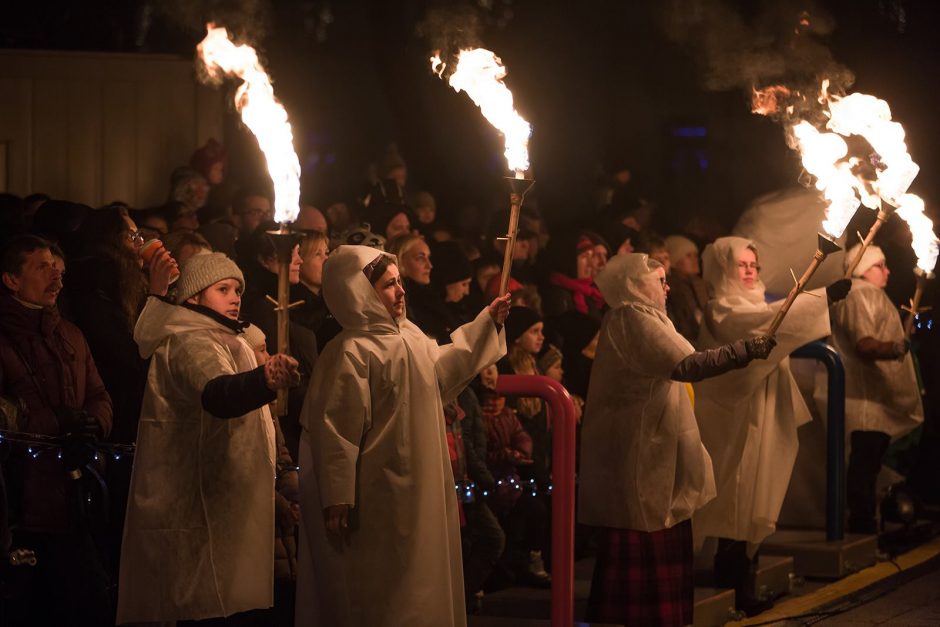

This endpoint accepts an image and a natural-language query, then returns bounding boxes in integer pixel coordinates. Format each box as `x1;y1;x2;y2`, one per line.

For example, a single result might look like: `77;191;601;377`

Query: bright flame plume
431;49;531;177
198;24;300;224
758;80;938;271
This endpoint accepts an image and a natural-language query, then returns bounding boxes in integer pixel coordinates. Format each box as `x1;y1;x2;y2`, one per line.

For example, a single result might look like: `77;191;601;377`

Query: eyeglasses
737;262;761;271
659;278;668;289
127;230;144;245
870;261;887;271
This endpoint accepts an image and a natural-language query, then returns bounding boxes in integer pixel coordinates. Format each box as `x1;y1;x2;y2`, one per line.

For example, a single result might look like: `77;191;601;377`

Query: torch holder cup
266;227;303;416
767;232;841;337
498;176;536;296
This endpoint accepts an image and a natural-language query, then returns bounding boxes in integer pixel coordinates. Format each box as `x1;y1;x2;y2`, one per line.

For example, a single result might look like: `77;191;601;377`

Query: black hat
506;306;542;346
430;241;472;287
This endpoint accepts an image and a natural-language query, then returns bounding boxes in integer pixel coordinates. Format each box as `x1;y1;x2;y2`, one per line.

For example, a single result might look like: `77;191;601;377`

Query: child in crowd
118;252;300;624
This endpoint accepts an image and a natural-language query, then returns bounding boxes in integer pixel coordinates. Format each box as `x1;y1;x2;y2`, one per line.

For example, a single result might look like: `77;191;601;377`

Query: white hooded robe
295;245;506;627
579;254;716;531
692;237;830;550
118;297;276;623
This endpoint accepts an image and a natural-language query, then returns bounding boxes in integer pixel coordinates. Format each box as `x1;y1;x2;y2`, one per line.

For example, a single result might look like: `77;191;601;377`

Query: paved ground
808;565;940;626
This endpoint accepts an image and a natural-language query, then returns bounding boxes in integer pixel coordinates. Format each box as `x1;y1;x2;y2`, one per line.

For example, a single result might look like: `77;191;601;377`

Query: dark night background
2;0;938;236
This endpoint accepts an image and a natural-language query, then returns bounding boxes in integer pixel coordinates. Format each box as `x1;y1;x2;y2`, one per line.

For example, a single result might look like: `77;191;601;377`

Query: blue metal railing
792;341;845;541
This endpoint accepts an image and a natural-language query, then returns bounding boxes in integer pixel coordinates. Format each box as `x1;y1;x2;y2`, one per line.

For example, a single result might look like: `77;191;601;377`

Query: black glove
57;407;102;443
891;339;911;359
826;278;852;303
745;335;777;360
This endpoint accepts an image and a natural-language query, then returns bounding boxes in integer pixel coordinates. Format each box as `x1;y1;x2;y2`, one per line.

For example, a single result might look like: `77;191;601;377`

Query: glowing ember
431;49;531;177
752;85;791;116
198;24;300;224
894;194;940;273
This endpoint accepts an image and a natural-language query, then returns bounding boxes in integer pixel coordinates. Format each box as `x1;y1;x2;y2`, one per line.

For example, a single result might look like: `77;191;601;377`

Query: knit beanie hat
241;323;267;352
176;251;245;303
506;306;542;346
844;243;885;277
430;241;472;287
664;235;698;265
537;343;563;373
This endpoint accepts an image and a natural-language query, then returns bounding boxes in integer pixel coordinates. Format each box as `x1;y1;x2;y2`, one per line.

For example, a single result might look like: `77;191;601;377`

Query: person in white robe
118;252;300;624
579;253;774;627
828;244;923;532
691;236;848;615
295;245;509;627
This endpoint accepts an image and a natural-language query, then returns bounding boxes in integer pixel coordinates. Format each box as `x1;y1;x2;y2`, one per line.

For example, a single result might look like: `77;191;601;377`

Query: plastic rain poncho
295;245;506;627
578;254;716;531
692;237;830;550
824;247;923;438
118;297;276;623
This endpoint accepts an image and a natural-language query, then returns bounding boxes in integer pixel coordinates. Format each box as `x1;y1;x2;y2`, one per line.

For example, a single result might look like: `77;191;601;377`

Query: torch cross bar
267;227;302;416
767;233;842;337
903;269;933;336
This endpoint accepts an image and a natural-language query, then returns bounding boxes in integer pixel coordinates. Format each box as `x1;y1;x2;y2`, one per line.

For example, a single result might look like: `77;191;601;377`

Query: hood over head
595;253;665;312
702;236;766;307
321;245;401;333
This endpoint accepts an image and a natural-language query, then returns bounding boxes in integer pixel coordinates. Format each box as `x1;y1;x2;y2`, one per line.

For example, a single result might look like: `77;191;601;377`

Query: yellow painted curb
727;536;940;626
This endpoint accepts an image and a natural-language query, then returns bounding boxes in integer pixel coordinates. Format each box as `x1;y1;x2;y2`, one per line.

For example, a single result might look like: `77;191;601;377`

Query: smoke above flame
197;23;300;224
430;48;531;177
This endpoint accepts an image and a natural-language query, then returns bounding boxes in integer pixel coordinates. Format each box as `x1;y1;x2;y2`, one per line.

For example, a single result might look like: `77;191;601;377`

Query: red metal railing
495;374;578;627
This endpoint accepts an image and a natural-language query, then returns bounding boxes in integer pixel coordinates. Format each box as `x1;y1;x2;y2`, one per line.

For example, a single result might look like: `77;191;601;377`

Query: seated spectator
541;231;605;323
0;234;114;626
162;229;212;266
664;234;708;346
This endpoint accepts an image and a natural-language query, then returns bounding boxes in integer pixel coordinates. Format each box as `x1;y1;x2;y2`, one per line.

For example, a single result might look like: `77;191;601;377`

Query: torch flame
894;194;940;273
764;79;938;270
197;24;301;224
431;49;531;177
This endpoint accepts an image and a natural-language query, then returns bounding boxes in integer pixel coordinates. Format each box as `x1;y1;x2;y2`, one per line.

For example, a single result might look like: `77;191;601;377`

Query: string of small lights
0;429;135;461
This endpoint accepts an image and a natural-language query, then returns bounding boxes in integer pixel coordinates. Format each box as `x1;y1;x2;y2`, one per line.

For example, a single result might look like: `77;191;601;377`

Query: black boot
847;431;891;534
714;539;773;617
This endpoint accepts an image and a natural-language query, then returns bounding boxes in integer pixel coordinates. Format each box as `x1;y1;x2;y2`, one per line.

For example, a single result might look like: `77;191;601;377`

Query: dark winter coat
0;291;112;531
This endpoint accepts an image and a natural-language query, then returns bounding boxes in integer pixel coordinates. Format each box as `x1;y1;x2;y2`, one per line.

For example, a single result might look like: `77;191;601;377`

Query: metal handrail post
792;341;846;541
495;374;577;627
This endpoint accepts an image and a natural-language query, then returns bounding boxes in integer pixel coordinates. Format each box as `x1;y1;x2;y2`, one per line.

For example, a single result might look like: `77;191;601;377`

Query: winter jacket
0;291;112;531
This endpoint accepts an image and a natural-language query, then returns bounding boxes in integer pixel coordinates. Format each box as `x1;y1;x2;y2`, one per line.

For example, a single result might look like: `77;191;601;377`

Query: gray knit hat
175;251;245;303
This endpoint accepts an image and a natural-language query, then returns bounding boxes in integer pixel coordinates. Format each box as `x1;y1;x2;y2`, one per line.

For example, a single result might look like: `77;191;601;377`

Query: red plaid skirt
586;520;693;626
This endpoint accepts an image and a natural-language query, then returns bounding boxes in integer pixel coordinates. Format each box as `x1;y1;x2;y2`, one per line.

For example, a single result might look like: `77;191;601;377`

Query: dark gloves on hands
891;339;911;359
745;335;777;360
826;278;852;303
56;407;102;442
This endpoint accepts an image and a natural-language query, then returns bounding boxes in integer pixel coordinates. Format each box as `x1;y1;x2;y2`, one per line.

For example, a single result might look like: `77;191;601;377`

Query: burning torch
431;48;534;295
198;24;302;415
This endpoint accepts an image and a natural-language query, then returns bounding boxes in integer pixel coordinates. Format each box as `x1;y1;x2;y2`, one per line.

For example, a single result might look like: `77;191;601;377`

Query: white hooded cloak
825;246;923;438
295;245;505;627
692;237;830;550
118;297;277;623
579;254;716;531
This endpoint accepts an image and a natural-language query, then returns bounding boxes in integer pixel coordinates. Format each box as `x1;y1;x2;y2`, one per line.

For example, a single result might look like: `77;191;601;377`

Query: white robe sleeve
168;332;238;394
433;309;507;406
305;344;372;508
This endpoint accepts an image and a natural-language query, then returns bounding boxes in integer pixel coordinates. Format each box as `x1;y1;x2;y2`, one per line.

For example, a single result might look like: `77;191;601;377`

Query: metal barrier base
753;554;796;601
693;587;738;627
762;529;877;579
